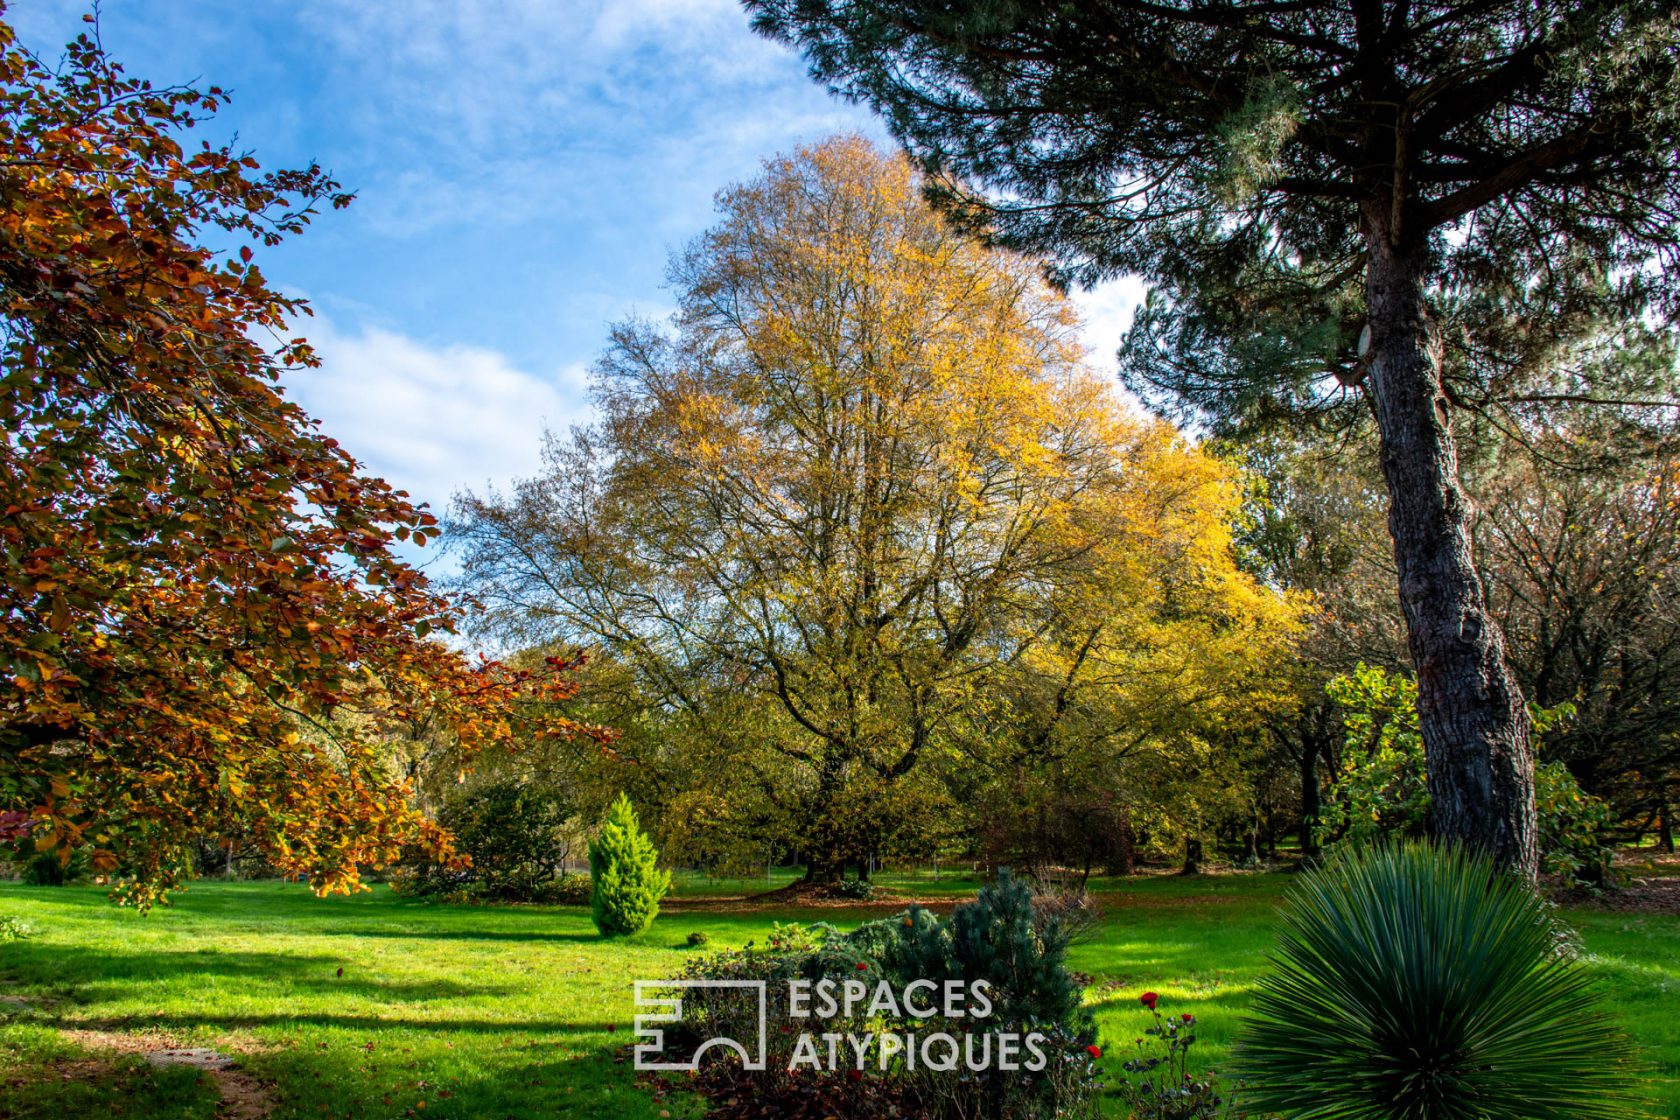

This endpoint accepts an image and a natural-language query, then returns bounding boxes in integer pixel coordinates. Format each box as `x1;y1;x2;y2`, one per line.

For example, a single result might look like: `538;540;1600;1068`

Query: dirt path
60;1029;271;1119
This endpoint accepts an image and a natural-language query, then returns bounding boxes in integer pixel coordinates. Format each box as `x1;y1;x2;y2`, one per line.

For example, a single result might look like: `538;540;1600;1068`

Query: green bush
684;930;709;948
528;872;592;906
587;793;670;937
21;849;87;886
670;895;1102;1120
0;913;33;941
888;870;1091;1032
834;876;876;899
444;780;576;900
1233;842;1644;1119
1319;665;1430;846
394;781;585;903
1535;759;1617;883
1322;665;1612;883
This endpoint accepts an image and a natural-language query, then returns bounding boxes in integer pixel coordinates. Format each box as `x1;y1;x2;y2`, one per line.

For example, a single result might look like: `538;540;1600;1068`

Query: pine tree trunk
1362;219;1539;879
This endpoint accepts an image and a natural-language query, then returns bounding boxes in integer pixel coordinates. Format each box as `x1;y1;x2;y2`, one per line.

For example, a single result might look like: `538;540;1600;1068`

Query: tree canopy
746;0;1680;875
0;16;598;905
452;138;1299;881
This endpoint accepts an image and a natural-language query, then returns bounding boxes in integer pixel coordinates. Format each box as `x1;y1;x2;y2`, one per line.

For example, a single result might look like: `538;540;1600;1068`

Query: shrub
528;873;592;906
588;793;670;937
1233;842;1644;1119
1319;665;1430;847
834;876;876;899
878;871;1100;1120
1028;886;1103;945
21;849;88;886
669;901;1102;1120
685;930;709;948
1535;759;1616;884
445;780;576;900
0;913;33;941
888;870;1092;1033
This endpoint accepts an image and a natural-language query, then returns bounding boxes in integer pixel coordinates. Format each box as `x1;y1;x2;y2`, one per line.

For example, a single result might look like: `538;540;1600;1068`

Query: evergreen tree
746;0;1680;876
588;794;670;937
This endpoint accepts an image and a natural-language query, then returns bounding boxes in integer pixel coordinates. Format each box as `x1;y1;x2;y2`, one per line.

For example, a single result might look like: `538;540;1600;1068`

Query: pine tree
588;794;670;938
746;0;1680;877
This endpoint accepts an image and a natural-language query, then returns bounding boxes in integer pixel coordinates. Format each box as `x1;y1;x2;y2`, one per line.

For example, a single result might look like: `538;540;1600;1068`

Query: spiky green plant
587;793;670;938
1233;842;1645;1119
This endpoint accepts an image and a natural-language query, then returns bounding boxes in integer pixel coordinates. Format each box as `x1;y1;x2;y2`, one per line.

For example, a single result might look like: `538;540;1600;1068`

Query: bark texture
1362;218;1539;878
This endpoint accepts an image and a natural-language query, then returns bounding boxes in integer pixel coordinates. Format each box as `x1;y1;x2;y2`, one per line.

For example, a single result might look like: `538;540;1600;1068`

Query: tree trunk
1299;730;1323;862
801;852;845;886
1661;804;1675;854
1362;218;1538;878
1107;811;1136;876
1180;837;1202;876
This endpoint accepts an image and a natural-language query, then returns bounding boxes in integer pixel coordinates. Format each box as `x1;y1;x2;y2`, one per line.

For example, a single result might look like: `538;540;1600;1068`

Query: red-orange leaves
0;16;607;908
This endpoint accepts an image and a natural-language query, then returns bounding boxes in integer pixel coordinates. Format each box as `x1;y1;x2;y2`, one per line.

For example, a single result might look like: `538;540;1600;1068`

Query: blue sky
12;1;1141;528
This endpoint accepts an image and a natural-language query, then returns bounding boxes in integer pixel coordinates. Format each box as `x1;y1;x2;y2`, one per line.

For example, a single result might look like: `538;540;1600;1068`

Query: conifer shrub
587;793;670;937
887;869;1092;1033
670;886;1103;1120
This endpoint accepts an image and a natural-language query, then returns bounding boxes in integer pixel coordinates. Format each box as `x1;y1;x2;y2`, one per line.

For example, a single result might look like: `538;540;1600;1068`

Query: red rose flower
847;1068;863;1082
1140;991;1159;1009
855;961;869;971
1086;1044;1102;1059
1182;1013;1194;1022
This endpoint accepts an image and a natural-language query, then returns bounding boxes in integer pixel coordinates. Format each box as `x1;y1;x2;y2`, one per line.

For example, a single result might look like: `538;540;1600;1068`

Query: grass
0;872;1673;1119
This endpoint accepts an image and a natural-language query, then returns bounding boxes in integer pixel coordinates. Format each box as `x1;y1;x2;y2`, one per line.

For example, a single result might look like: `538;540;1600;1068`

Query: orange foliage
0;16;606;906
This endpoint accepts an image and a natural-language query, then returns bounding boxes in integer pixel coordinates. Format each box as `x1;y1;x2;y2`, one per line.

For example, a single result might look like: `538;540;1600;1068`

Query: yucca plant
1233;842;1645;1119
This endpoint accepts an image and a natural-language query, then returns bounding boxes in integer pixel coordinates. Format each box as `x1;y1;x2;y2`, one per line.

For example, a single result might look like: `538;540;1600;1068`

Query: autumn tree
1242;417;1680;853
452;137;1296;883
0;16;597;905
747;0;1680;876
1236;433;1410;859
954;430;1303;876
1475;443;1680;837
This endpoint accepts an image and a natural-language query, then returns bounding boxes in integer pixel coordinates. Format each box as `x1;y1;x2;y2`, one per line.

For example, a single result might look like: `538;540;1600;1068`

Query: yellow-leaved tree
452;137;1301;883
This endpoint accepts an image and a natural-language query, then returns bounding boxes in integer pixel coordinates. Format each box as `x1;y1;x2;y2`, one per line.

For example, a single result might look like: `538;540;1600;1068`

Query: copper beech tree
0;17;603;905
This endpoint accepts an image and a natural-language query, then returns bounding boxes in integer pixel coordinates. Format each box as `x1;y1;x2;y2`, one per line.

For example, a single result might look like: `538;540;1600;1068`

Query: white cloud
1069;276;1150;372
285;317;592;513
295;0;881;238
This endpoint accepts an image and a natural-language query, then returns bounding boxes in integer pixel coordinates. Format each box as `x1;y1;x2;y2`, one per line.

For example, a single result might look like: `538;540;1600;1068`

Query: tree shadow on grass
0;942;519;1004
223;1030;688;1120
34;1010;616;1037
322;926;604;945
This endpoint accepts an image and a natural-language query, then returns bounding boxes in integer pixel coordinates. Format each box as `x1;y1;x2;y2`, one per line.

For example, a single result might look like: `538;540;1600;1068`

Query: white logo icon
633;980;769;1071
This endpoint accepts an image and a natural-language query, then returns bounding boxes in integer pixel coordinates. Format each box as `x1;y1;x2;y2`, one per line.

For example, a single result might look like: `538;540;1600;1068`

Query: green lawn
0;874;1673;1118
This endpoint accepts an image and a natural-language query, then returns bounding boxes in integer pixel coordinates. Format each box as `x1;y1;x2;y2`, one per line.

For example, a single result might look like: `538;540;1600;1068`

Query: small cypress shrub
587;794;670;937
